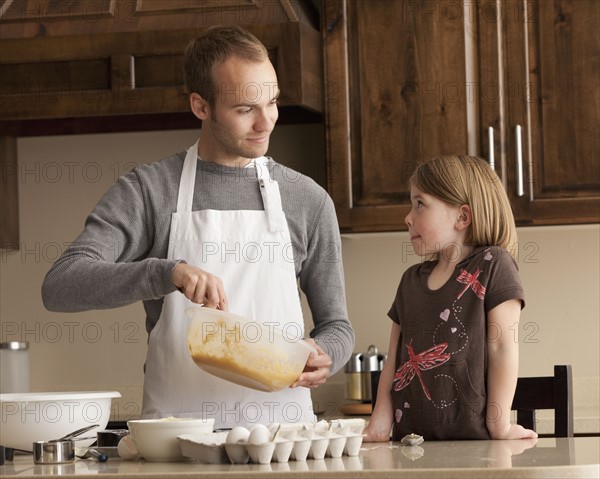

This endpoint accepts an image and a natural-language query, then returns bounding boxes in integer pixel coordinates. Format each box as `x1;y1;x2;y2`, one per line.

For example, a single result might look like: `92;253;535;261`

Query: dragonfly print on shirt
456;267;486;300
392;340;451;400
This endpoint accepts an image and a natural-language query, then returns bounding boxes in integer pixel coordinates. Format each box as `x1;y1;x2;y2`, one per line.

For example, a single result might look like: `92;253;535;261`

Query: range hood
0;0;323;136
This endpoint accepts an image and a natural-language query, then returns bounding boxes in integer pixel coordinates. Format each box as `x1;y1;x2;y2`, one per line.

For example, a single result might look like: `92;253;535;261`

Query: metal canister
344;345;386;402
344;353;363;401
0;342;30;393
360;345;383;402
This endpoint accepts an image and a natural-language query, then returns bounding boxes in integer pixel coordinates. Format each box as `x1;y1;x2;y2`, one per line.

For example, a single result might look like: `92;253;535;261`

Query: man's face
203;55;279;166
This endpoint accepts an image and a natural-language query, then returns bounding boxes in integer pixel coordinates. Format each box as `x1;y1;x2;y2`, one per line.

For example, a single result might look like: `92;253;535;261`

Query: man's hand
290;338;332;389
172;262;227;310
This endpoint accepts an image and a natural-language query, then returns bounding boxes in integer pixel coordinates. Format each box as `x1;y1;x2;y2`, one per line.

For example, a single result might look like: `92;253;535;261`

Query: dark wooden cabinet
0;136;18;251
323;0;599;233
0;0;323;249
0;0;323;135
479;0;600;225
323;0;472;232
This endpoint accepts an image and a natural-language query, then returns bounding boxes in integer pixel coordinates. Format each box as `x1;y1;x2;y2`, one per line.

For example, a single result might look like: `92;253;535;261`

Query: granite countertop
2;437;599;478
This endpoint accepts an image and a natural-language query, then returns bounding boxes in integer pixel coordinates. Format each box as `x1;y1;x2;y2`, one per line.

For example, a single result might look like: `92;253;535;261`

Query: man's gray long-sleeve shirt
42;151;354;374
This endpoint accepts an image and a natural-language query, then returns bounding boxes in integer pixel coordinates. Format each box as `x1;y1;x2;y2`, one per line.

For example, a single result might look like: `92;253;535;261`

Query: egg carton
228;433;365;464
178;420;366;465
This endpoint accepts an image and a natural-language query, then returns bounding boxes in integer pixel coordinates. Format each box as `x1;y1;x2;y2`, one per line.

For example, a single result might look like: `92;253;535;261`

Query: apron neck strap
176;145;286;233
176;142;199;213
255;157;286;233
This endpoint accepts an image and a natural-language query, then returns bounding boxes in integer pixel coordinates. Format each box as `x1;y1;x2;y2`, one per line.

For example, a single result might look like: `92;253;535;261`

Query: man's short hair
183;25;269;106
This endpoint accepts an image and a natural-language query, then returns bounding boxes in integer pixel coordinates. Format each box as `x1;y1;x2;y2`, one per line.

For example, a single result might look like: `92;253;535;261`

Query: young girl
364;155;538;441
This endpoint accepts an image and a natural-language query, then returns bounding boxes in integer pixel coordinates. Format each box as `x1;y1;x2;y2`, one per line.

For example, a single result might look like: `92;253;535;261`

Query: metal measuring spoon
52;424;100;442
75;446;108;462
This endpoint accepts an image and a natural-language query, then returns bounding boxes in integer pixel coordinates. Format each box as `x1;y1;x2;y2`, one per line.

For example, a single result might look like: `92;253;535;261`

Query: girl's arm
486;299;538;440
363;322;401;442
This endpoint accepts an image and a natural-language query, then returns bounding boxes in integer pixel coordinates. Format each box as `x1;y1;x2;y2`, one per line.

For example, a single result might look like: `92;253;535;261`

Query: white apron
141;143;315;428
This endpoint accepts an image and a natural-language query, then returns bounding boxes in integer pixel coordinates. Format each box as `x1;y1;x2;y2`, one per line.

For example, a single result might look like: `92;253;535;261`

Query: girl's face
405;185;466;260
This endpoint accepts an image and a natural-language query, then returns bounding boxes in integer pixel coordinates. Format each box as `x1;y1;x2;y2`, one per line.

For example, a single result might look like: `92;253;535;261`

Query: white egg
248;424;271;445
117;435;139;460
226;426;250;444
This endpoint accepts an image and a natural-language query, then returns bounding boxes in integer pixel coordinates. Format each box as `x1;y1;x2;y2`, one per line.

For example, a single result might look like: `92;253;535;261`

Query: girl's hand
363;422;392;442
363;322;400;443
488;422;538;440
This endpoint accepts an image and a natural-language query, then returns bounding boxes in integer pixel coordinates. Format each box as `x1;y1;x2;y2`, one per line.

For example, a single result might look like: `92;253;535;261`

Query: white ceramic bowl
128;418;214;462
0;391;121;451
187;307;316;392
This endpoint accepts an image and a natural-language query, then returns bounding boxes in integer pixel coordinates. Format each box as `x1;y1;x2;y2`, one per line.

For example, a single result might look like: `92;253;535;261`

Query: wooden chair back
511;364;574;437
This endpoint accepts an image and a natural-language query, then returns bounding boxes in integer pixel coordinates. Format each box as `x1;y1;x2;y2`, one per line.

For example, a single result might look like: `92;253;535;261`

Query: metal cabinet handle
515;125;524;197
487;126;495;171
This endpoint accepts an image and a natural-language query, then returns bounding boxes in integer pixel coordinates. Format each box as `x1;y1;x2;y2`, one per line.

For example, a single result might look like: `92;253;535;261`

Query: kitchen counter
1;437;599;478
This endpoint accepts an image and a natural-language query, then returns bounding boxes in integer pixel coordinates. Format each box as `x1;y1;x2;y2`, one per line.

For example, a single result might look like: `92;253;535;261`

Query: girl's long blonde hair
410;155;518;258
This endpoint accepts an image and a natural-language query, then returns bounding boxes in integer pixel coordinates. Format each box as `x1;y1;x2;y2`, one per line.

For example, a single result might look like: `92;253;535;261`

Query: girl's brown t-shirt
388;246;525;440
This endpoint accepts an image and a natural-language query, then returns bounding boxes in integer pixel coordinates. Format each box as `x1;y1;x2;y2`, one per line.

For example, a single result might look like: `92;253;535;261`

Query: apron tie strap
256;158;286;233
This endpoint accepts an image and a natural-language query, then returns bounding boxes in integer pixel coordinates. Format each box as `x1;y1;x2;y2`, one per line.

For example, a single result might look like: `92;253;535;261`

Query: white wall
1;127;598;430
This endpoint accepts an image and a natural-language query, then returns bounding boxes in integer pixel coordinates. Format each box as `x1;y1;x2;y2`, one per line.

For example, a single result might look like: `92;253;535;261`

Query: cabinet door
501;0;599;224
0;136;19;251
323;0;472;232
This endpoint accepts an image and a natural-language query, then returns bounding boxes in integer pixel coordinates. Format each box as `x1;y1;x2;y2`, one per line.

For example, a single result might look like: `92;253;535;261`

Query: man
42;25;354;428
